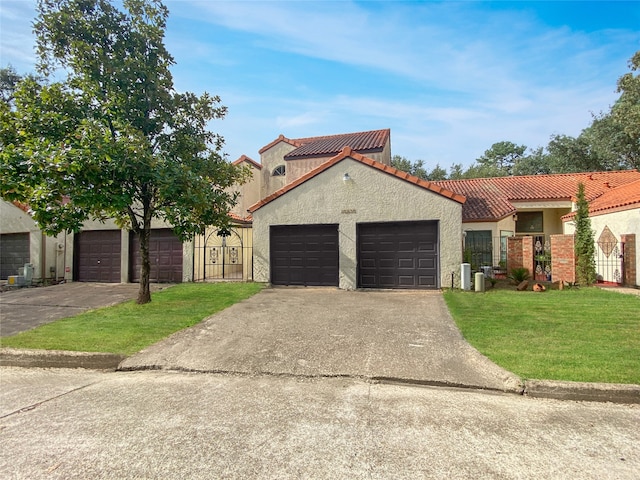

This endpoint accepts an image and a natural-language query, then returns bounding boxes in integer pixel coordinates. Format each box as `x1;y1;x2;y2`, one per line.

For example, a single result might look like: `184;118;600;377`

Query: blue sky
1;1;639;170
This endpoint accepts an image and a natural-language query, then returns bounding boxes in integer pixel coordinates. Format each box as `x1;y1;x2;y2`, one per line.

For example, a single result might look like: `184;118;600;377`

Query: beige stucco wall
230;163;262;217
286;157;332;183
514;205;571;236
252;157;463;289
462;216;515;266
260;142;295;198
0;200;67;281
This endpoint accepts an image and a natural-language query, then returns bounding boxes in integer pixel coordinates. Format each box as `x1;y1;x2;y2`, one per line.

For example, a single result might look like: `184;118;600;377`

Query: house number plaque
341;209;356;214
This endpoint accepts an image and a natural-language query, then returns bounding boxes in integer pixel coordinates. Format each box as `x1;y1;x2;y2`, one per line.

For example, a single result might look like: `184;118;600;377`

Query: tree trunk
136;209;152;304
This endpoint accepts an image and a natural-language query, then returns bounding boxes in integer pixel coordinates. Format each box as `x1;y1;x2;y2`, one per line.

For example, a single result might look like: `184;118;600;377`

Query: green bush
508;267;530;283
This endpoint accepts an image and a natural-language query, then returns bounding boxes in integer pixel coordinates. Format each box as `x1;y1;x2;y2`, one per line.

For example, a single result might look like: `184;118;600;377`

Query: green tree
476;141;527;176
573;183;596;285
391;155;428;180
545;134;608;173
512;146;552;176
0;0;248;304
0;66;24;105
610;51;640;170
426;163;448;181
448;163;465;180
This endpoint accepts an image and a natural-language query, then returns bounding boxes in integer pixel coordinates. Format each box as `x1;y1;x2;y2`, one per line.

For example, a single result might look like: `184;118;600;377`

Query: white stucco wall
252;157;463;289
565;207;640;286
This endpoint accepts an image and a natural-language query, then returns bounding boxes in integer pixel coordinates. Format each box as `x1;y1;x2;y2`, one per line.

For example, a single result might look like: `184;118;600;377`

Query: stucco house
0;200;66;282
4;125;639;288
248;147;465;290
563;178;640;285
1;198;191;284
434;170;640;280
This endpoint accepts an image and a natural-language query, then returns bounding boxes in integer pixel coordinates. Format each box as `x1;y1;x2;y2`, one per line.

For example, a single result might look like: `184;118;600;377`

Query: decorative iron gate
533;235;552;281
596;241;624;284
193;228;249;281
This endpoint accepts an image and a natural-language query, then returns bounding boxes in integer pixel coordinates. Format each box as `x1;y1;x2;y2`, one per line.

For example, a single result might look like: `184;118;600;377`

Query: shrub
509;267;530;284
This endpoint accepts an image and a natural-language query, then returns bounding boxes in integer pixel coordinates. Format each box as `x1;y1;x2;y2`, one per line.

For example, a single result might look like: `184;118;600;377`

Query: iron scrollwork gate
533;235;552;281
194;228;244;280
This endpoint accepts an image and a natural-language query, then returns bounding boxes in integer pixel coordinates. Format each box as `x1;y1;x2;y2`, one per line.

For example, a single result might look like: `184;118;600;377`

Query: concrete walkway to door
121;288;523;393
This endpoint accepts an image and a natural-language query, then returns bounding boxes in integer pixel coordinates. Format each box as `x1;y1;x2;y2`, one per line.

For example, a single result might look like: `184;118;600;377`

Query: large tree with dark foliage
0;0;248;303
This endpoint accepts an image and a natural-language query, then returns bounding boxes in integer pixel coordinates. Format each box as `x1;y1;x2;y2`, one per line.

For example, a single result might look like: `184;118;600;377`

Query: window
516;212;543;233
464;230;492;268
499;230;513;265
272;165;285;176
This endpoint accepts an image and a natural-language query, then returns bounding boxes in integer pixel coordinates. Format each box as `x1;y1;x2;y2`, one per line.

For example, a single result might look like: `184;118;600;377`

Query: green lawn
1;282;264;355
444;287;640;384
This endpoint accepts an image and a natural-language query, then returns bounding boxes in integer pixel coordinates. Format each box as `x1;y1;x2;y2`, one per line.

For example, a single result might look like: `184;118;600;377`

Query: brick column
522;236;534;279
550;234;576;284
620;234;636;287
507;236;534;277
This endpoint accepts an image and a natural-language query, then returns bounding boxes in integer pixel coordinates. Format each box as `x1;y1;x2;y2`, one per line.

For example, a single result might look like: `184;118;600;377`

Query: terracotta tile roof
258;134;304;154
228;211;252;223
258;129;390;159
232;155;262;170
563;178;640;220
11;201;30;213
284;129;390;160
435;170;640;222
248;147;465;213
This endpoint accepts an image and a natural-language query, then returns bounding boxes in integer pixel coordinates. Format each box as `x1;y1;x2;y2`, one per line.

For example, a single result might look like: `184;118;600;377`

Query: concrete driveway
0;283;165;337
121;288;523;393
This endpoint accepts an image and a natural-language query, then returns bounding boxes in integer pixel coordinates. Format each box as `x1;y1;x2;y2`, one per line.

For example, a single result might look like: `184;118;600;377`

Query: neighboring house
255;128;391;200
0;198;190;284
207;129;394;284
434;170;640;272
563;178;640;286
0;200;66;282
248;147;465;290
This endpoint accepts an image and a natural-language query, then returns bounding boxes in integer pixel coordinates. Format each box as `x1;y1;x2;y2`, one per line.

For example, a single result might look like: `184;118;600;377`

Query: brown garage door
130;229;183;283
270;224;339;286
0;233;30;279
358;221;439;289
75;230;121;282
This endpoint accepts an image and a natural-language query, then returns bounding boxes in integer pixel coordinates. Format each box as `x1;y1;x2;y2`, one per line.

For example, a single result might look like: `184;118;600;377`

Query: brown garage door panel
357;221;439;289
0;233;30;280
75;230;122;283
270;225;339;286
130;229;183;283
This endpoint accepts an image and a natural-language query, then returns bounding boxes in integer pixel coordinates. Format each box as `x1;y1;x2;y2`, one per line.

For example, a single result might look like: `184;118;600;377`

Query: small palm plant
508;267;530;284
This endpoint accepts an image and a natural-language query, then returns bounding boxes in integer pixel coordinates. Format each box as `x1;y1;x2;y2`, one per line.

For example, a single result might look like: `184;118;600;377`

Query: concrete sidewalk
120;288;523;393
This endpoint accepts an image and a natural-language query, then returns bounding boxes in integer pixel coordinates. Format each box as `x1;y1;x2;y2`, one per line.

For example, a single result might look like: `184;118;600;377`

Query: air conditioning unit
7;275;26;286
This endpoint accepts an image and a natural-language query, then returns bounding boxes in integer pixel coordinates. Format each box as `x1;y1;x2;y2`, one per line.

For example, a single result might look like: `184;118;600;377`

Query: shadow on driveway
121;288;523;393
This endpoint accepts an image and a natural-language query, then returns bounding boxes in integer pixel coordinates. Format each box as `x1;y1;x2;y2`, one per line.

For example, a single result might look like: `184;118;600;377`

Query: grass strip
1;282;264;355
444;287;640;384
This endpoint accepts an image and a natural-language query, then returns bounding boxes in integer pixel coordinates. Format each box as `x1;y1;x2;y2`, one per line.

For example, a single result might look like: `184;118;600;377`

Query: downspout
41;232;47;282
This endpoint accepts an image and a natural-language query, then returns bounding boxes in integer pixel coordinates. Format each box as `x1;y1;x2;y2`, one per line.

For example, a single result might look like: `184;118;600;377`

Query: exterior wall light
343;173;352;183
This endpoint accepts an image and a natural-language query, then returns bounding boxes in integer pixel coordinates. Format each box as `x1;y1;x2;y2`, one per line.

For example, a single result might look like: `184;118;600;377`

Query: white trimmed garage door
357;221;439;289
270;224;339;286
